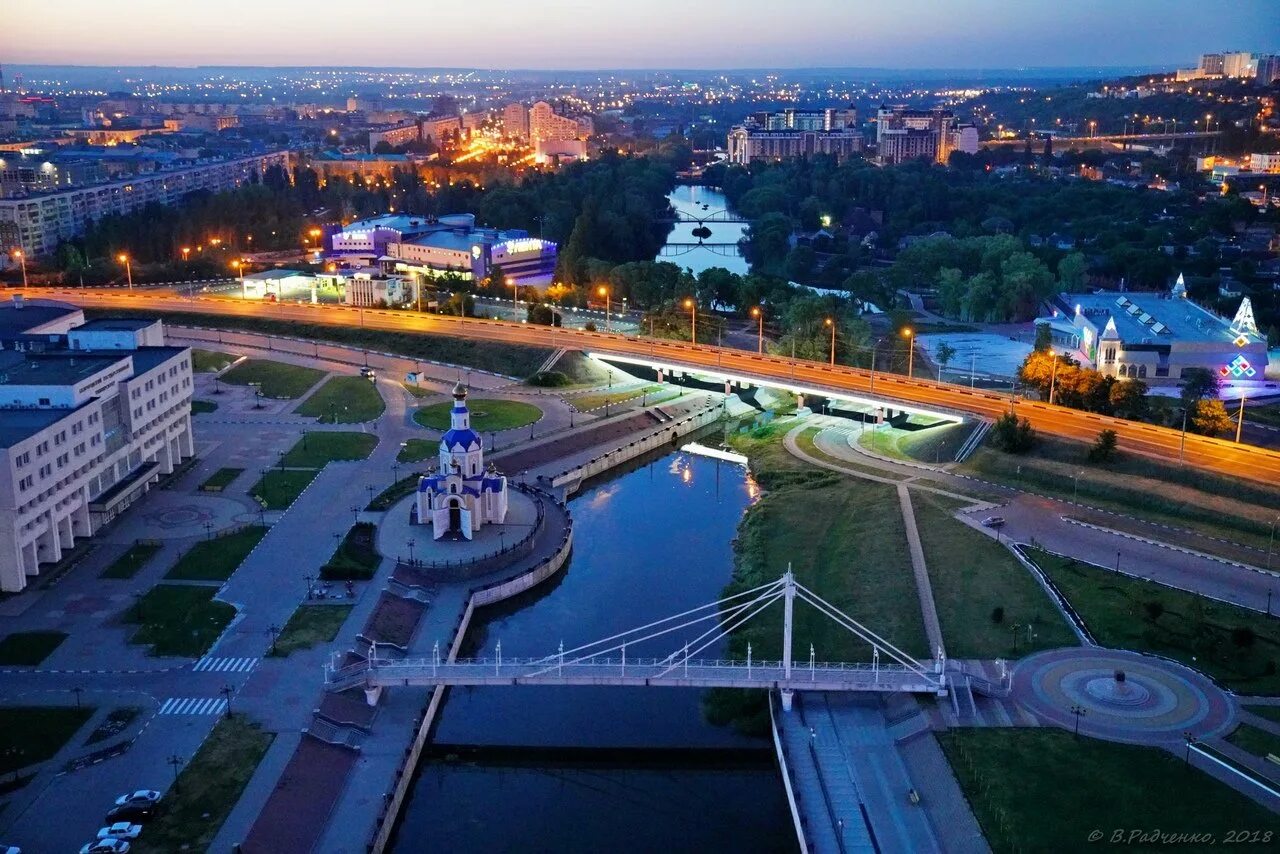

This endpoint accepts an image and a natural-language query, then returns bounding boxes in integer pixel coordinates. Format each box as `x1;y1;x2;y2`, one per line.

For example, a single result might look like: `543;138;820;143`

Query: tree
1143;600;1164;622
991;412;1036;453
1057;252;1088;292
1109;379;1150;421
527;303;558;326
935;341;957;378
1033;323;1053;352
1180;367;1220;408
1189;398;1233;436
1088;429;1118;463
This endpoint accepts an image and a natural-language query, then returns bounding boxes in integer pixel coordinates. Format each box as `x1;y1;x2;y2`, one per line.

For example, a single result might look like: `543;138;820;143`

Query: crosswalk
159;697;228;716
193;656;257;673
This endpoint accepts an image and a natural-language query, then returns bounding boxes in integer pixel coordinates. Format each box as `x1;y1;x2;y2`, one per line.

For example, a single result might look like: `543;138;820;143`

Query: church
415;383;509;540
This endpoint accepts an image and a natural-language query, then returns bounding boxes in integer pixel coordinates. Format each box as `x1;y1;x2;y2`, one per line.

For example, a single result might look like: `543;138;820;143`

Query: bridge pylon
781;564;795;711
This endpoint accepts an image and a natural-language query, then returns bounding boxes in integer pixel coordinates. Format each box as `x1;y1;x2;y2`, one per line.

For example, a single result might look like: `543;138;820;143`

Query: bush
528;370;571;387
1088;429;1118;463
1232;626;1256;649
991;606;1005;624
1143;600;1164;622
991;412;1036;453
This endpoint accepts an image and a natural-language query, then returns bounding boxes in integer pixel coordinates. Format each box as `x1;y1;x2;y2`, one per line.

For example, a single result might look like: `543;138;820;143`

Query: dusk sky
7;0;1280;69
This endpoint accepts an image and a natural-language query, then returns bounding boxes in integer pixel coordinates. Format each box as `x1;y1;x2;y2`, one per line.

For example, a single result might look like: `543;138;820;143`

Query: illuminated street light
683;297;697;345
117;253;132;290
901;327;915;377
180;246;191;262
824;317;836;366
596;285;611;332
750;306;764;354
10;249;27;288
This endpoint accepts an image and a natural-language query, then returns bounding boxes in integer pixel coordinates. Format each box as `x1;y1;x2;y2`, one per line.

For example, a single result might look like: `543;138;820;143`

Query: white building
342;270;415;307
415;383;508;540
0;303;194;592
239;269;317;301
529;102;585;143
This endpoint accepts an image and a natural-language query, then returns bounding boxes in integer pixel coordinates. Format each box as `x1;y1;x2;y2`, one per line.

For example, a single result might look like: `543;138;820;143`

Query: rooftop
0;407;80;449
0;300;81;339
0;353;128;387
75;318;156;332
1065;291;1246;344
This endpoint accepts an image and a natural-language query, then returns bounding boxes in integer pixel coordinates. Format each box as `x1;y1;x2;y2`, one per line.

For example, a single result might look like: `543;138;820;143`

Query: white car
80;840;130;854
113;790;159;807
97;823;142;841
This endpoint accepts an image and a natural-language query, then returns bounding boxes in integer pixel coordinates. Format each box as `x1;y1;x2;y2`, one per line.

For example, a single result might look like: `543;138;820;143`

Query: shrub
1088;429;1118;463
991;606;1005;624
1143;600;1164;622
991;412;1036;453
528;370;571;387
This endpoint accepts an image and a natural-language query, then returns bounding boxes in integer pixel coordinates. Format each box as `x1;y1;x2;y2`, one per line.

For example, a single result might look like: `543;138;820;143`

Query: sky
5;0;1280;70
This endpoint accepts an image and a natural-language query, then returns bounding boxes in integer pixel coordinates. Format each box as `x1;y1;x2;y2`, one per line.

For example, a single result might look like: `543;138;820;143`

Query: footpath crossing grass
938;728;1279;854
1227;723;1280;760
413;398;541;432
280;431;378;467
566;384;662;412
123;585;236;657
269;604;354;657
320;522;381;580
0;707;95;773
165;526;268;582
251;469;320;509
191;349;237;373
0;631;68;665
912;493;1076;659
132;716;274;854
1028;547;1280;695
296;375;385;423
100;541;161;579
219;359;326;399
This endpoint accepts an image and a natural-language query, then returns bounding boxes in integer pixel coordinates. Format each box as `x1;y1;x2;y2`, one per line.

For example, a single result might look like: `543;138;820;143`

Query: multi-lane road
33;287;1280;485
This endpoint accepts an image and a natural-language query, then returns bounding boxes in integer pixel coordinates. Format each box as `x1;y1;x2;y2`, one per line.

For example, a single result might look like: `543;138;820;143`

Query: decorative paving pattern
1013;647;1237;745
134;495;248;539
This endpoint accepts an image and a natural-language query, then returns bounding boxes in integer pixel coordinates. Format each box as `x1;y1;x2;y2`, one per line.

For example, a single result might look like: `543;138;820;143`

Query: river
390;450;796;853
659;185;750;277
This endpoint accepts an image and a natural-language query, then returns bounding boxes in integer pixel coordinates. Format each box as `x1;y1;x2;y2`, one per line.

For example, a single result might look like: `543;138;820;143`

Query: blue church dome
441;428;481;450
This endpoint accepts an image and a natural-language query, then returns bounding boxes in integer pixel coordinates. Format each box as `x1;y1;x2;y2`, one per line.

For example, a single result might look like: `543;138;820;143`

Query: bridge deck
329;657;946;694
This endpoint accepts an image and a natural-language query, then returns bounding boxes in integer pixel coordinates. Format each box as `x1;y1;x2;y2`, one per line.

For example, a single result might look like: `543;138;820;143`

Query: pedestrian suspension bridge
327;571;949;708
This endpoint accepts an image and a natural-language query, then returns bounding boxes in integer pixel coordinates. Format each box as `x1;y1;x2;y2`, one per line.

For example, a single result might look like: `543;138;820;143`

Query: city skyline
7;0;1280;70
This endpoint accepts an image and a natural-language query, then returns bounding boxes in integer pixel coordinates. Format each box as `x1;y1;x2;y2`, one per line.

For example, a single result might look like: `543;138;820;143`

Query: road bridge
35;287;1280;485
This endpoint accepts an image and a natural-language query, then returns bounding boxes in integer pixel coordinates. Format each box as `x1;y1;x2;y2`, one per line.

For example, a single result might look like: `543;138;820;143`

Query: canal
660;184;750;277
391;450;797;853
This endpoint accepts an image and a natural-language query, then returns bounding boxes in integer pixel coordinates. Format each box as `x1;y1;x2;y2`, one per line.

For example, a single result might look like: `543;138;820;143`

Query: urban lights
117;253;132;289
750;306;764;354
824;317;837;366
683;297;697;345
10;249;26;288
596;285;611;332
901;327;915;377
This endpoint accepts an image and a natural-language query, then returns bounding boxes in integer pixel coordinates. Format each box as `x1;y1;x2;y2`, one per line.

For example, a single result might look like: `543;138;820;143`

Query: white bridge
328;571;949;707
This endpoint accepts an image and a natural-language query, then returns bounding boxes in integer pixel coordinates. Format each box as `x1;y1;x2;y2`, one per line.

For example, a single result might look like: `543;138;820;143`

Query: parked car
113;790;160;807
359;367;377;381
79;840;130;854
97;823;143;841
104;805;155;824
981;516;1006;528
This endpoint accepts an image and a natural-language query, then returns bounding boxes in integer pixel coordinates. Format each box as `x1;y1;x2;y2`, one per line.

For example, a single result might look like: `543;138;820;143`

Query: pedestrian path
193;656;258;673
896;484;946;660
159;697;229;716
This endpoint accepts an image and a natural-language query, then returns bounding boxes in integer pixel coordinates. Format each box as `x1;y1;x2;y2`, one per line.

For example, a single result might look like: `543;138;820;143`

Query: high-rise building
529;101;585;143
874;105;957;165
1255;54;1280;84
1200;53;1226;75
726;106;861;165
502;102;528;140
1222;51;1256;78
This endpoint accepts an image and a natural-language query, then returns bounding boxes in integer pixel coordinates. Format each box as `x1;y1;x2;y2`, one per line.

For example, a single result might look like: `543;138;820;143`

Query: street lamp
683;297;697;345
180;246;191;263
597;285;611;332
10;249;26;288
1071;704;1087;738
750;306;764;354
901;327;915;377
117;253;132;289
1267;516;1278;573
507;276;518;310
824;317;837;366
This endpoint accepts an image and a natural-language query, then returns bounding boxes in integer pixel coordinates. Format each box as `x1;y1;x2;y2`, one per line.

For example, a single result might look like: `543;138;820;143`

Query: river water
391;451;796;853
659;185;750;277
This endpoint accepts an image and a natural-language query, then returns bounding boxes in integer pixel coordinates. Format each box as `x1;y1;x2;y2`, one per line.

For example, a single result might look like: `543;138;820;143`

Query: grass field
368;474;422;511
296;375;385;423
402;382;434;398
939;728;1279;853
566;384;662;412
1245;403;1280;429
320;522;381;580
100;541;161;579
0;707;95;773
132;716;274;854
793;426;907;480
200;467;244;492
165;526;268;582
191;349;236;373
1244;705;1280;725
83;309;552;377
414;398;542;432
0;631;68;665
123;585;236;657
857;421;972;464
913;493;1077;658
219;359;326;399
397;439;435;463
280;431;378;467
1227;723;1280;760
191;399;218;414
250;469;320;509
1028;548;1280;694
269;605;354;657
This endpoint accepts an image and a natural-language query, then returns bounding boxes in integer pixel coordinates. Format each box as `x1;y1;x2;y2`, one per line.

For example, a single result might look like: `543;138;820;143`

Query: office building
368;122;420;152
502;102;529;140
0;301;194;592
727;106;861;165
875;105;958;165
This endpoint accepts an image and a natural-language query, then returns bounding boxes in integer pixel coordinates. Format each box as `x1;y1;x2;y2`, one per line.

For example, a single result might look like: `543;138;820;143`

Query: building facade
368;123;420;152
875;105;958;165
529;102;585;143
415;383;508;540
727;106;862;165
0;303;194;592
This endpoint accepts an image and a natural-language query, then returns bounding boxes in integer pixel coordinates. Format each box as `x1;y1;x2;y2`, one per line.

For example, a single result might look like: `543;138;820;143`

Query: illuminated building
502;102;529;140
529;102;586;143
415;382;508;541
367;122;420;152
421;115;463;143
874;105;957;165
727;106;861;165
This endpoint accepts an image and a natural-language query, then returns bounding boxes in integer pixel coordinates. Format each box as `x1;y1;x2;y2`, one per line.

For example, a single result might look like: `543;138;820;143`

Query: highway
34;287;1280;485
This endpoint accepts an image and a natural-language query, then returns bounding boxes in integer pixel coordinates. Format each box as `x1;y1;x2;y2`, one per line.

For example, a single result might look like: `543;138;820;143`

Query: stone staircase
304;715;366;750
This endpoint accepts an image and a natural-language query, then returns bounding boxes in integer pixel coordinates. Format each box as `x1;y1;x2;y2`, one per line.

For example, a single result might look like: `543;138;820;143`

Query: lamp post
507;276;518;312
1048;353;1059;405
221;684;234;717
683;297;697;345
117;253;132;289
232;259;247;299
10;249;26;288
902;327;915;378
824;317;836;366
1070;704;1087;738
1266;516;1278;573
167;754;185;793
597;285;611;332
750;306;764;354
1235;392;1246;444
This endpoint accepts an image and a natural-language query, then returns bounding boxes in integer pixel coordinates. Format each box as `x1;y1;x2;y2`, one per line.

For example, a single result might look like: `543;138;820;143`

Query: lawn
397;439;435;463
912;493;1077;659
250;469;320;509
1027;548;1280;694
200;467;244;492
857;420;971;465
938;728;1279;853
191;399;218;414
296;375;385;423
1227;723;1280;760
402;382;434;398
165;526;268;582
123;584;236;657
1244;705;1280;725
191;349;237;373
269;605;354;657
793;426;907;480
320;522;382;580
132;716;274;854
0;631;68;665
219;359;326;399
100;541;161;579
0;707;95;773
1245;403;1280;429
567;384;662;412
368;474;423;511
413;398;542;432
280;431;378;467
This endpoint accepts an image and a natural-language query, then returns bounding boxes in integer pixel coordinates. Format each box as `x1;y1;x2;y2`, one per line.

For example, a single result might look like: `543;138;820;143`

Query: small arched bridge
327;571;950;708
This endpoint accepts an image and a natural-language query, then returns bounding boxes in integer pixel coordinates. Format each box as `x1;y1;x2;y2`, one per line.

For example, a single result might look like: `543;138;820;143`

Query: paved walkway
896;484;946;660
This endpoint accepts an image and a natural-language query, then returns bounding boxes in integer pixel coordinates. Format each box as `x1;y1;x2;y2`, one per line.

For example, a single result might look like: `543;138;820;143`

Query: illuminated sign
1220;355;1256;378
497;238;547;255
471;245;482;259
1233;334;1250;348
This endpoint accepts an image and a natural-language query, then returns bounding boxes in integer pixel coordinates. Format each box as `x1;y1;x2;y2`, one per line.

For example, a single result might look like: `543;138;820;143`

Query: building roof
0;406;80;449
0;300;81;339
74;318;155;332
0;353;126;387
1065;291;1247;344
243;269;309;281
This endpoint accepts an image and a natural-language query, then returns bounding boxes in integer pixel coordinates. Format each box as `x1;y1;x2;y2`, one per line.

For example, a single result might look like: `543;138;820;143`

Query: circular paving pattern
136;496;251;539
1013;647;1237;745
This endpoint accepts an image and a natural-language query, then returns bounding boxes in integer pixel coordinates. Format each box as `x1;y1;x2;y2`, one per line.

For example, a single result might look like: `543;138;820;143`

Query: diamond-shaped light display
1220;355;1256;378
